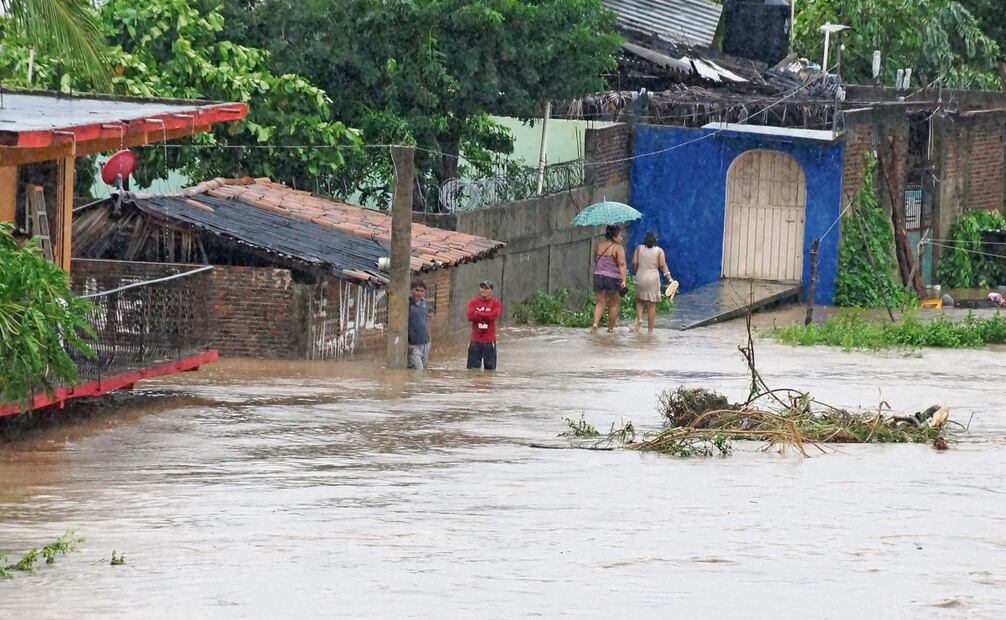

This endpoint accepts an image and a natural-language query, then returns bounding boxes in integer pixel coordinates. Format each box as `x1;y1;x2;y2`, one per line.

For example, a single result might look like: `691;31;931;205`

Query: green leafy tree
0;224;96;407
835;156;906;308
0;0;110;87
960;0;1006;59
794;0;1000;89
230;0;621;203
0;0;363;194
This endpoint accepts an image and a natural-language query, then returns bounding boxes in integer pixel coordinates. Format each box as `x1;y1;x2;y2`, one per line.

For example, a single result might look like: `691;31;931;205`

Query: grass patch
768;311;1006;350
513;277;674;327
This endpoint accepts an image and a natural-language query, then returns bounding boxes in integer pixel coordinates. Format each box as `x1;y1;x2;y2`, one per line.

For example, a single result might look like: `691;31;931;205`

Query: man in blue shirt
407;279;431;369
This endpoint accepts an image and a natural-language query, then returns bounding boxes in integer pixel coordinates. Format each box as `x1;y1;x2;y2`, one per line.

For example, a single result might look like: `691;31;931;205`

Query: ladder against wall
26;185;54;262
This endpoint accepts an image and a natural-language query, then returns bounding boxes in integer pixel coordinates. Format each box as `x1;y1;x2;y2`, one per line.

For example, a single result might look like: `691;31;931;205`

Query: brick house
73;178;504;359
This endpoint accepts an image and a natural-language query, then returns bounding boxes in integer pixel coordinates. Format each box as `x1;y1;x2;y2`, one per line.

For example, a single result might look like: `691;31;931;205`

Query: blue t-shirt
408;299;430;345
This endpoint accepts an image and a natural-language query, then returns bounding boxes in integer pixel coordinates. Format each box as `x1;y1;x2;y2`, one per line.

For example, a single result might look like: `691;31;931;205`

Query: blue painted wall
629;125;845;304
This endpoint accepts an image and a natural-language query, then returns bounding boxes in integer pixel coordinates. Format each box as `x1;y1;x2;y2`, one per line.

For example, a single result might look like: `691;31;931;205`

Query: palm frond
7;0;112;90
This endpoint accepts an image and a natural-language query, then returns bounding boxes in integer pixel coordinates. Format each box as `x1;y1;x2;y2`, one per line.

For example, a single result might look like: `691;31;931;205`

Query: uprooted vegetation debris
0;531;85;579
635;387;954;457
546;314;960;457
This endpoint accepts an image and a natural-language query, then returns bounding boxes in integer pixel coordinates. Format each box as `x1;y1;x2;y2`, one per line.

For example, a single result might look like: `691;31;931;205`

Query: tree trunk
877;140;926;299
439;128;461;182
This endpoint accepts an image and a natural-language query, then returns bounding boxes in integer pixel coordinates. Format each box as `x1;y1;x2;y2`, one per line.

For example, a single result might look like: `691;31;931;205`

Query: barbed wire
434;160;584;212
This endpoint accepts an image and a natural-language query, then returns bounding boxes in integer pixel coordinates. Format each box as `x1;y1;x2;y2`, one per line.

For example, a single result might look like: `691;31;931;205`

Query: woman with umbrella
571;199;642;334
591;224;627;333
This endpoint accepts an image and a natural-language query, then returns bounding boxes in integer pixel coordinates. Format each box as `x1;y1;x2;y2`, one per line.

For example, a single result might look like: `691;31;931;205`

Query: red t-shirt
467;296;502;343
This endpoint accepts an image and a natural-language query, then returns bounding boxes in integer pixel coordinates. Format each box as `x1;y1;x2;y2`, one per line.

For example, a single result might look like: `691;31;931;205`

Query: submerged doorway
722;150;806;281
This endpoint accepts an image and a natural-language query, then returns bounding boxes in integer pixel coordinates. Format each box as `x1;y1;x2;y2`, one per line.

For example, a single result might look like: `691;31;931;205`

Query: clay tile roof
193;177;505;268
129;177;505;283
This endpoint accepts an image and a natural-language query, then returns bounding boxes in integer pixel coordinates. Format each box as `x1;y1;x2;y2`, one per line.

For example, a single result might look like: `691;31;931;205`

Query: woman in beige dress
632;231;672;332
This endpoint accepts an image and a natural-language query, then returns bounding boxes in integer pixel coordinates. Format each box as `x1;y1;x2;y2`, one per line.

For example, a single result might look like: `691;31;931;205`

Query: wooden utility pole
804;239;820;326
386;146;415;369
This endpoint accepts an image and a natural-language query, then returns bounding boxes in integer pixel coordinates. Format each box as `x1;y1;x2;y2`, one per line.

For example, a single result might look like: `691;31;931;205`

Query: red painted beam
11;103;247;149
0;350;219;417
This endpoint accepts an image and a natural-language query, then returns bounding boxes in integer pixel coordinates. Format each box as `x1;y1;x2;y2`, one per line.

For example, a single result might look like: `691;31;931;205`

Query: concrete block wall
422;182;629;326
415;123;633;324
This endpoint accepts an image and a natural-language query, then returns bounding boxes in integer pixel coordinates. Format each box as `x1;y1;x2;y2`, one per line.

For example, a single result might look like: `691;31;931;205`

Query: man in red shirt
466;280;502;370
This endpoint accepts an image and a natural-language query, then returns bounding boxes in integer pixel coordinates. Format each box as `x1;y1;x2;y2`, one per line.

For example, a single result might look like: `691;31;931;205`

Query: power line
128;74;831;171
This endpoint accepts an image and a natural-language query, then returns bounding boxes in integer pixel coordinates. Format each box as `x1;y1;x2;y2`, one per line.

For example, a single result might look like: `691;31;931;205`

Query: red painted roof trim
0;350;219;417
8;103;247;149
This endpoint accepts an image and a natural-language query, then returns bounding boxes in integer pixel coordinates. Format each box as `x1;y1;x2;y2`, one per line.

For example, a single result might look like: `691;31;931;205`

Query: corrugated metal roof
603;0;723;46
132;194;393;285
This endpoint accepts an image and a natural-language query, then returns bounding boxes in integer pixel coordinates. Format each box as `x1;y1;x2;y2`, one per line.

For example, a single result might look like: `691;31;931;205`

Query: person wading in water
467;281;502;370
591;224;627;333
631;231;673;332
407;279;431;369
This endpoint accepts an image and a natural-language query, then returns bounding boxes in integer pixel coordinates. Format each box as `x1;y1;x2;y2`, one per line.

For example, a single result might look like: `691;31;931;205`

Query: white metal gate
722;150;806;281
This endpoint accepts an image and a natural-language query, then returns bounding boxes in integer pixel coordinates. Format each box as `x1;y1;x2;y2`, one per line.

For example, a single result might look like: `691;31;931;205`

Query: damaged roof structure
73;178;505;285
565;1;840;128
602;0;723;47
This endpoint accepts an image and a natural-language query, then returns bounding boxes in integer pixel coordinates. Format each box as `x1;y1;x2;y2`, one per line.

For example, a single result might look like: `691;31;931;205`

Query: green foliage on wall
834;155;906;308
936;210;1006;287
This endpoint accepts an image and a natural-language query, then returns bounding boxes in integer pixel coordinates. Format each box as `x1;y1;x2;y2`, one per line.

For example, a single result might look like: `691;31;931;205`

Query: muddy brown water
2;314;1006;618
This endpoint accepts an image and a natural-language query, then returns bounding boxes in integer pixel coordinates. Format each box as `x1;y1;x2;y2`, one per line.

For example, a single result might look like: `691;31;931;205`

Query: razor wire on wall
434;159;584;212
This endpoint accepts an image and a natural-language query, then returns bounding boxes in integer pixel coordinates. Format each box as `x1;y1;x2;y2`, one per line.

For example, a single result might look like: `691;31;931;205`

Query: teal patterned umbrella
570;200;642;227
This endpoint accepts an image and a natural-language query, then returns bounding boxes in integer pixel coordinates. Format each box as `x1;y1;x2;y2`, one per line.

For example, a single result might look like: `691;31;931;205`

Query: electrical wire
926;240;1006;260
129;70;832;171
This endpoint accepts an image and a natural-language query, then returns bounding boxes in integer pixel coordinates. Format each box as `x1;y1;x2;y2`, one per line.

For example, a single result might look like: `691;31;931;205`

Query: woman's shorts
593;274;621;293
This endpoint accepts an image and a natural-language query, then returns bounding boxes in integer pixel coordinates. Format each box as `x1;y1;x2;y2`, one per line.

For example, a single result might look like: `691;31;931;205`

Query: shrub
0;224;96;406
770;310;1006;350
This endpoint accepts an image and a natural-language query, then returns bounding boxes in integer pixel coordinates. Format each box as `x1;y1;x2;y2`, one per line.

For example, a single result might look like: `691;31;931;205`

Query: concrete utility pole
386;146;415;369
535;101;551;195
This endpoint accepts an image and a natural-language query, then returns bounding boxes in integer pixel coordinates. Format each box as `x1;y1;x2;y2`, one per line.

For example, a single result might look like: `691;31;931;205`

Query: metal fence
70;263;214;381
434;159;584;212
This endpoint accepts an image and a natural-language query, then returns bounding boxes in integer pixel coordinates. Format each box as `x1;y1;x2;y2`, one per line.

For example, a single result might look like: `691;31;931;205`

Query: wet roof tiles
131;177;504;284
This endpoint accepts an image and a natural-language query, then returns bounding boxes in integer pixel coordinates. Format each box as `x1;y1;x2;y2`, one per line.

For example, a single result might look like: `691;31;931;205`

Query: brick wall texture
941;115;1005;214
841;121;873;203
208;266;304;358
72;259;459;360
841;112;909;207
585;123;631;188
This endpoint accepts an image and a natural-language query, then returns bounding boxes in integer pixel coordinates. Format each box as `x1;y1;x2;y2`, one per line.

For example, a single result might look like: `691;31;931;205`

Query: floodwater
2;314;1006;619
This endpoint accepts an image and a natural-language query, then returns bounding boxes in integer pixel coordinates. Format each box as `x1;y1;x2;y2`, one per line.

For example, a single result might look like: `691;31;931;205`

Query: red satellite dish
101;150;137;186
